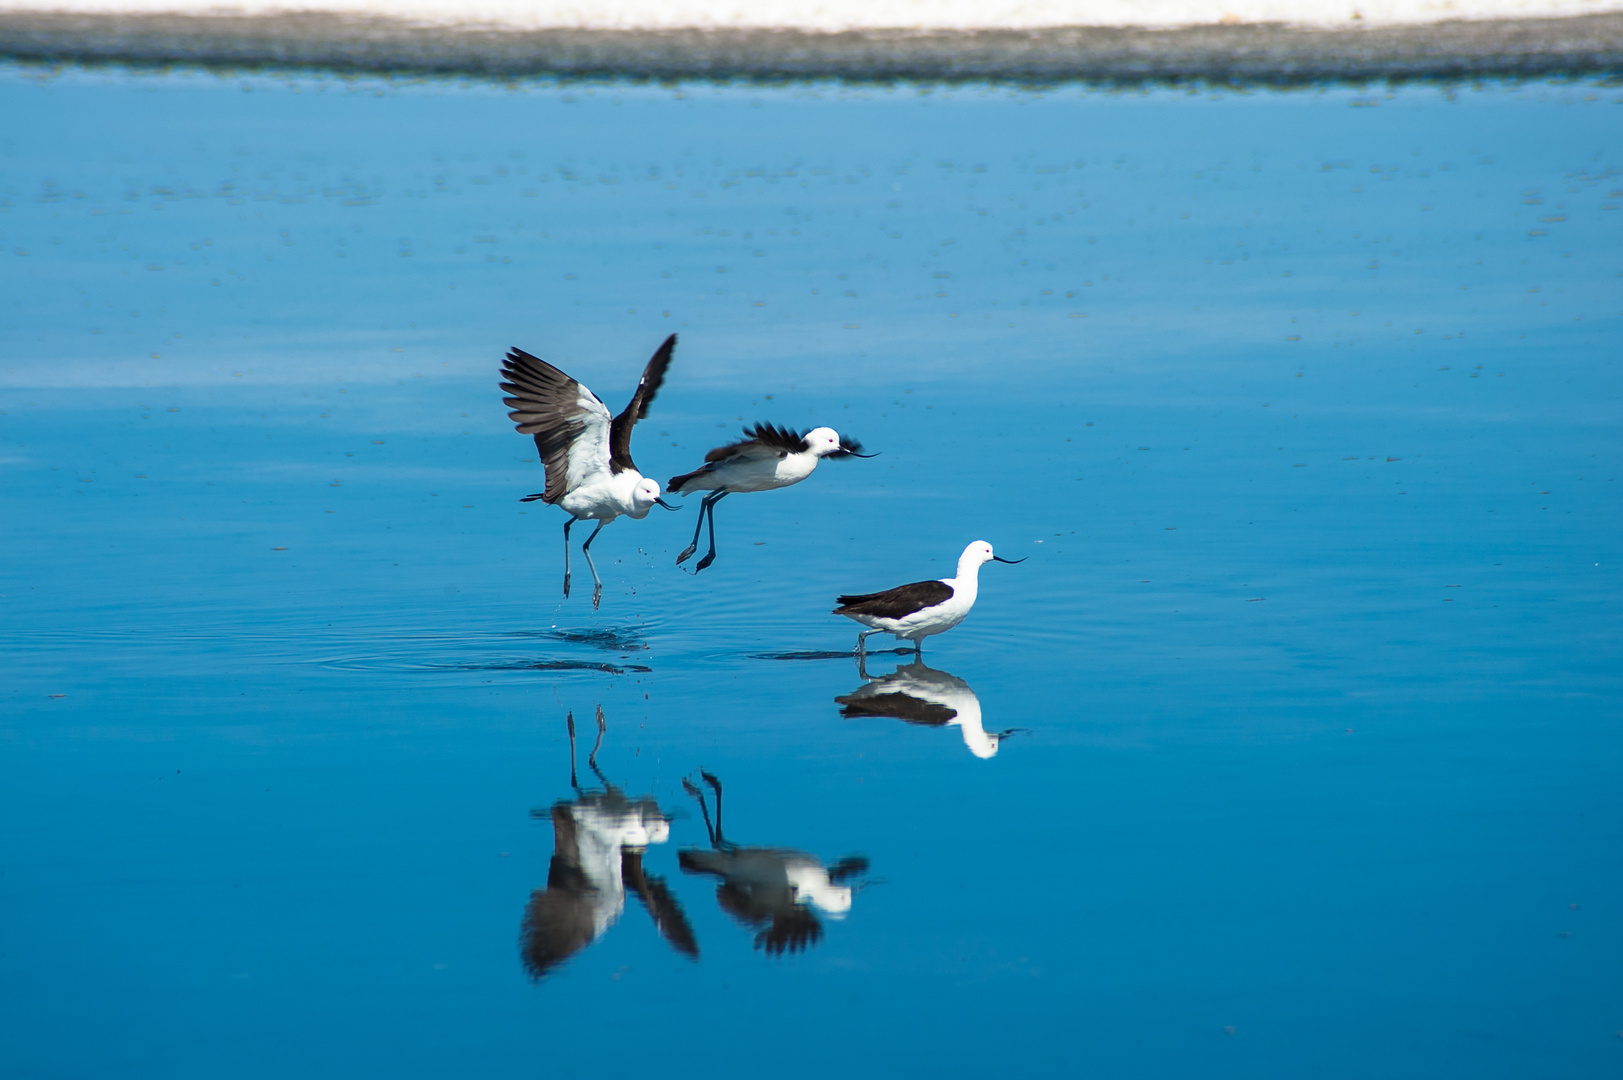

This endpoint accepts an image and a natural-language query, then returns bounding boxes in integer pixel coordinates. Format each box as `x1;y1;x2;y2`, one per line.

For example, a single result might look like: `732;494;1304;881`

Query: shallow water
2;69;1620;1078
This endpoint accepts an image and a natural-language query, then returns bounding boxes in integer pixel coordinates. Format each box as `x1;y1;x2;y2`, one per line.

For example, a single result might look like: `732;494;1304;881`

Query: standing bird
667;423;874;572
500;334;679;608
835;660;1021;760
833;540;1025;658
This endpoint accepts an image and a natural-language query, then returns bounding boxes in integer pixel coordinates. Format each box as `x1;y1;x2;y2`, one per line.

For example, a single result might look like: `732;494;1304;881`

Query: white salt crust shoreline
5;0;1623;30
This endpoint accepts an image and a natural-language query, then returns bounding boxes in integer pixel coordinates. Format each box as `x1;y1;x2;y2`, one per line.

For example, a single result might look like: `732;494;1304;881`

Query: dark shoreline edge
1;11;1621;84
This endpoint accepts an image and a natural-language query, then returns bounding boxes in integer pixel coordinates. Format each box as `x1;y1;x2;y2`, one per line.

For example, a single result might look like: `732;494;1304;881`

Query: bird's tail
666;469;705;494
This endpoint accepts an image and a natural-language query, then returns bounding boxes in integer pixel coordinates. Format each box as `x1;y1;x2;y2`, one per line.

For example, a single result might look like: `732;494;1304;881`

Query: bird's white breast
877;576;977;639
713;449;819;493
560;469;646;520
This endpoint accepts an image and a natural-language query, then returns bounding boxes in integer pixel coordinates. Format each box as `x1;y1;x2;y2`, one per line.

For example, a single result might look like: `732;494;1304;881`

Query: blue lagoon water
1;68;1620;1077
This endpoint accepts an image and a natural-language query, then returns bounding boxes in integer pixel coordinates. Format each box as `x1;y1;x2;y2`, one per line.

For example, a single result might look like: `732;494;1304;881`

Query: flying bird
500;334;679;608
519;707;697;980
679;771;868;956
833;540;1024;657
666;423;874;572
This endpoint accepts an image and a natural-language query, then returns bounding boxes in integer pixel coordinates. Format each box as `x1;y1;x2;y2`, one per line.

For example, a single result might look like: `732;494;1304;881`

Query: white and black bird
833;540;1024;657
519;707;697;980
679;771;868;956
836;660;1021;760
500;334;679;608
666;423;874;572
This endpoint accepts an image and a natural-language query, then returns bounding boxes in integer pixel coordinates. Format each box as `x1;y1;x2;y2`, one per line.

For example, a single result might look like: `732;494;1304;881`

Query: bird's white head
642;815;671;846
627;477;663;518
804;427;843;457
961;540;996;568
958;539;1025;574
801;879;854;915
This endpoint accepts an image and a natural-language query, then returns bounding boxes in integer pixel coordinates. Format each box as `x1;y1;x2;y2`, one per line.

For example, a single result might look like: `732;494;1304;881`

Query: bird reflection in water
520;706;697;979
679;771;869;956
835;659;1021;759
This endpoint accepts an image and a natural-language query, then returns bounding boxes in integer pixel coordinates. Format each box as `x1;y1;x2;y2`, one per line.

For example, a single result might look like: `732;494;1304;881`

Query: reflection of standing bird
834;540;1025;657
836;660;1020;759
666;423;873;572
679;772;867;956
520;707;696;980
500;335;679;608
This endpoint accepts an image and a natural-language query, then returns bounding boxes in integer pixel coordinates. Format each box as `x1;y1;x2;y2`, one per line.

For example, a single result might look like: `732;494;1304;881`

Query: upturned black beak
655;497;681;511
991;555;1027;564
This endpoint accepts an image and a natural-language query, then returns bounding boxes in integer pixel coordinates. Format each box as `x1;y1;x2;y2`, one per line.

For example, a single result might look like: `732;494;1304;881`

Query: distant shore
1;11;1620;82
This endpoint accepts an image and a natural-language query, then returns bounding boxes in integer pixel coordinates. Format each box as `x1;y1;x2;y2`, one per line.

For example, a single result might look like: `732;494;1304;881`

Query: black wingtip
743;422;811;454
831;435;876;458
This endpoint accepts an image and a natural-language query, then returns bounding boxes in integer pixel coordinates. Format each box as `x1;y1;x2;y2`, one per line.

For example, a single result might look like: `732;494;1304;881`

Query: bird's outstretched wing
668;422;803;492
623;849;699;960
608;334;676;474
703;422;809;463
834;580;954;619
501;348;613;504
518;884;597;980
757;906;824;955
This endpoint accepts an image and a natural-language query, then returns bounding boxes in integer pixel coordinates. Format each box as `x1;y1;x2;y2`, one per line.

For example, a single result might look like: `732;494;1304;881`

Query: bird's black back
834;580;954;619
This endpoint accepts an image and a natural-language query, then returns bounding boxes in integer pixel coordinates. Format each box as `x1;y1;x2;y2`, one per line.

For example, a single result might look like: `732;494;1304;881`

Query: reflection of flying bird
520;707;696;980
500;334;680;608
834;540;1025;657
679;772;868;956
666;423;874;572
836;659;1020;759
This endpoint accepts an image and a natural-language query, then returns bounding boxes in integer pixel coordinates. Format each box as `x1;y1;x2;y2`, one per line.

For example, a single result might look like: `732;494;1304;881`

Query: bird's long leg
682;777;718;848
855;629;881;658
855;649;873;680
675;493;710;566
561;518;575;599
913;639;923;660
700;770;727;848
566;711;579;792
580;520;609;609
587;705;609;786
694;491;727;573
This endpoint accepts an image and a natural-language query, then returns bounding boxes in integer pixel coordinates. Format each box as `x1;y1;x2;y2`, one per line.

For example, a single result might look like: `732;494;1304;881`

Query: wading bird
519;707;697;980
836;659;1021;759
833;540;1024;658
667;423;874;572
679;771;868;956
500;335;679;608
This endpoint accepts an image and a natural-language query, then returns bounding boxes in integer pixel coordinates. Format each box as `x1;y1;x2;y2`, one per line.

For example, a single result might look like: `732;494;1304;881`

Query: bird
666;423;875;572
519;707;697;980
678;771;868;956
500;334;680;608
835;659;1021;759
833;540;1025;658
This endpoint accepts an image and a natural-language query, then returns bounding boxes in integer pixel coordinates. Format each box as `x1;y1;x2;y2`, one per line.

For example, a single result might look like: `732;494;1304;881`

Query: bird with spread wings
500;334;679;608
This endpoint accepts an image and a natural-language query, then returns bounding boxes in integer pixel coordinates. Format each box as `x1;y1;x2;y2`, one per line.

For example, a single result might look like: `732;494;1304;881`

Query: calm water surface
1;68;1620;1078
